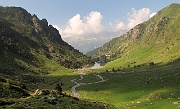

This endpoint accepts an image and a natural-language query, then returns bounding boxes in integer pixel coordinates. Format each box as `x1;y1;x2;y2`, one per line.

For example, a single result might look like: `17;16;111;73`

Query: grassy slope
1;4;180;109
0;7;103;108
78;4;180;108
76;60;180;109
0;94;112;109
0;53;113;109
87;4;180;70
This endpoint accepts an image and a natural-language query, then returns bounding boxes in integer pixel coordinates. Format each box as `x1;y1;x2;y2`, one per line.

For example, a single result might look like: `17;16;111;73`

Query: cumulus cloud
64;14;84;35
127;8;151;29
150;12;157;18
54;11;103;37
112;8;156;31
85;11;103;33
110;21;127;32
54;9;156;36
53;8;157;52
116;22;125;30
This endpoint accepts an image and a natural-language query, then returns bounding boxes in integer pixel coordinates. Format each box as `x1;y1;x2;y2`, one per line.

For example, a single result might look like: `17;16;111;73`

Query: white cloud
64;14;85;35
85;11;103;33
109;21;127;32
53;8;156;53
54;8;155;36
54;11;103;37
115;21;126;31
150;12;157;18
127;8;151;29
111;8;156;31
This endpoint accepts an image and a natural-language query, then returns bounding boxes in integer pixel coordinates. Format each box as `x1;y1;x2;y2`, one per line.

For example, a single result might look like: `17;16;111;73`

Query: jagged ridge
0;6;93;74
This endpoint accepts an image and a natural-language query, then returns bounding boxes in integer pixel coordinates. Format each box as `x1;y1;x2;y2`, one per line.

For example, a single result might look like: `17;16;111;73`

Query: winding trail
71;74;106;97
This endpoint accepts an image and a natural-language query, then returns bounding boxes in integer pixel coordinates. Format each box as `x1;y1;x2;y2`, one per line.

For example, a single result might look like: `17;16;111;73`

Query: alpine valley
0;3;180;109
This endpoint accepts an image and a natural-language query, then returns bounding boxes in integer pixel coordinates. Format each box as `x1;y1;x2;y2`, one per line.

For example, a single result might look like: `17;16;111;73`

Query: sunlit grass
75;61;180;108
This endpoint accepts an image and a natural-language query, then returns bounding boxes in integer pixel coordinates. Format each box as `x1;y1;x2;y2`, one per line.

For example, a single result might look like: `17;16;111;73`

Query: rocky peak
41;18;48;27
123;24;144;41
48;25;62;42
32;14;43;33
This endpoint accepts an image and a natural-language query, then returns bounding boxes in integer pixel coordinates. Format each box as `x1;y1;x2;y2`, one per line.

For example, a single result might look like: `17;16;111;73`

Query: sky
1;0;180;53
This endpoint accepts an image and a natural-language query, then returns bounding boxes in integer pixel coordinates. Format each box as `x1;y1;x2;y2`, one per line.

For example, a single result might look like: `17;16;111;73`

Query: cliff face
0;6;93;75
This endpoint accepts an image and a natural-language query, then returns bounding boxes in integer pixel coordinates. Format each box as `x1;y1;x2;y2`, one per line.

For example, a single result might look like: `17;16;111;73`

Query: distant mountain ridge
63;30;127;53
86;3;180;68
0;6;93;74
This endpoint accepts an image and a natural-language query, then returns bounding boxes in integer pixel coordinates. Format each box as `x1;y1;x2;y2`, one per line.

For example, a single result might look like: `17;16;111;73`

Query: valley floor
1;60;180;109
67;60;180;109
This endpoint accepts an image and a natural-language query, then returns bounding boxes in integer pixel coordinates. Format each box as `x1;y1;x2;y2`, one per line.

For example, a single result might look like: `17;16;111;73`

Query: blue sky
1;0;180;53
1;0;179;27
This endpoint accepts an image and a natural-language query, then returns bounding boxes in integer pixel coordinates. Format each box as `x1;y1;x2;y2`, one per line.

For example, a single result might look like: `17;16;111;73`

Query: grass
1;42;179;109
0;94;113;109
0;53;115;109
1;3;180;109
1;54;179;109
88;4;180;72
28;50;180;109
74;60;180;108
76;73;102;83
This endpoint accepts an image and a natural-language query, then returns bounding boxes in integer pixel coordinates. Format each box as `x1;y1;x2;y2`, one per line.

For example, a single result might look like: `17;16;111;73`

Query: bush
112;67;115;72
55;83;62;93
149;62;155;66
42;90;50;95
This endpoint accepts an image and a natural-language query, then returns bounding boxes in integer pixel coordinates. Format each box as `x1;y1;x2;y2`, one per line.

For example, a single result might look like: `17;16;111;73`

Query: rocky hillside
0;6;93;74
87;3;180;68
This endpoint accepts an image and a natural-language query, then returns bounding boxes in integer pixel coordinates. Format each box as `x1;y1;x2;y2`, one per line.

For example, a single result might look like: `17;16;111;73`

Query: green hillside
87;3;180;69
0;6;93;73
0;6;108;108
81;4;180;108
1;4;180;109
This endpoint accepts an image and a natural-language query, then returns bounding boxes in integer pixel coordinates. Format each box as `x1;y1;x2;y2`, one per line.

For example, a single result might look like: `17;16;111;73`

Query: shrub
42;90;50;95
55;83;62;93
149;62;155;66
112;67;115;72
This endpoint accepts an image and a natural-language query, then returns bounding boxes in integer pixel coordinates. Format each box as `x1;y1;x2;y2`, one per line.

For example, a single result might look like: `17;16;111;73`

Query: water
89;62;103;69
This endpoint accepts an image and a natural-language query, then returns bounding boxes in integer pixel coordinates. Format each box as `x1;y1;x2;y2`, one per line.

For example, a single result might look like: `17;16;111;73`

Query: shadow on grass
0;58;179;108
74;58;180;101
1;58;180;94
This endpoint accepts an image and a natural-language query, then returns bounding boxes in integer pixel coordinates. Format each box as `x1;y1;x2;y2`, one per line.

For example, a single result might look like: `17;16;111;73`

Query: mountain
0;6;93;72
63;30;127;53
0;6;105;108
0;6;94;97
86;3;180;68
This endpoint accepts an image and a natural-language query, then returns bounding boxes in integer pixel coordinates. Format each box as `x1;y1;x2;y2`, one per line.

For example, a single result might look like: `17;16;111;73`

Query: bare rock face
48;25;62;42
0;6;93;70
41;18;48;27
129;25;142;40
123;24;145;41
32;14;42;33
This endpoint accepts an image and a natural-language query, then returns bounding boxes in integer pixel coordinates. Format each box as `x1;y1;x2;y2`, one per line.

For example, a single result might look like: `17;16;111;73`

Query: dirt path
71;74;106;97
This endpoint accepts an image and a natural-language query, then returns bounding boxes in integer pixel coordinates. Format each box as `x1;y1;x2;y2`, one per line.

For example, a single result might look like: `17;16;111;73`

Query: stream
70;74;106;97
70;62;104;97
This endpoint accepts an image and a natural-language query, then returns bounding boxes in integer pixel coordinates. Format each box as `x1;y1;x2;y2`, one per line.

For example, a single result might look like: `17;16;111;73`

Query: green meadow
0;3;180;109
75;60;180;108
